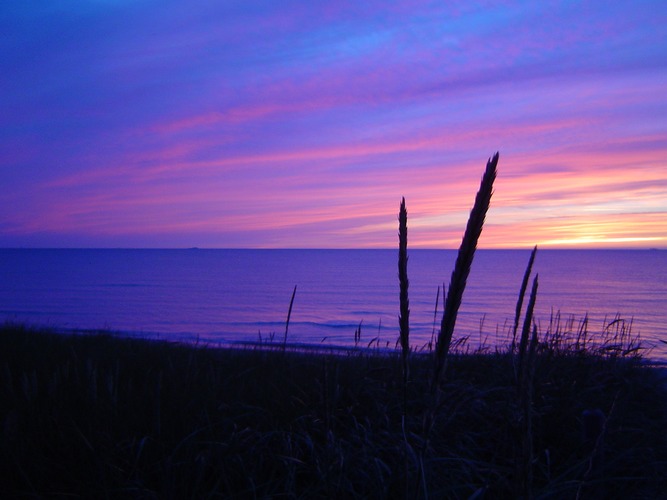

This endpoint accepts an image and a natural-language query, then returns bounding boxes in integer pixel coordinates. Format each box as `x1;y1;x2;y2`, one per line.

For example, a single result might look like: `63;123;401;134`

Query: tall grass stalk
398;197;410;415
518;275;539;386
432;152;498;390
515;274;539;499
428;285;441;352
420;153;498;494
283;285;297;352
512;245;537;353
519;323;539;499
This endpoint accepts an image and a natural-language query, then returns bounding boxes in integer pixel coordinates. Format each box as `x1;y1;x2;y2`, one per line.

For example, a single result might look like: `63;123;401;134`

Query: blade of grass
512;245;538;353
429;285;441;352
398;197;410;413
518;274;539;389
283;285;297;352
515;275;538;499
432;152;498;389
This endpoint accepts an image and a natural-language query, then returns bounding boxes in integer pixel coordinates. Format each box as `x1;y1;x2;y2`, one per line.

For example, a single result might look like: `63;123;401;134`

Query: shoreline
16;320;667;364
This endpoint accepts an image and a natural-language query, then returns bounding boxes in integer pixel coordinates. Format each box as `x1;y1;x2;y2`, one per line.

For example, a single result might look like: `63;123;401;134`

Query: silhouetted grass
1;323;665;498
512;245;538;353
398;196;410;417
433;152;498;390
283;284;297;352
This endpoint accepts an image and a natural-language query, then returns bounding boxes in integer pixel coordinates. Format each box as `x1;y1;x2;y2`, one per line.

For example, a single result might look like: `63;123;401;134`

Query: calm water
1;249;665;361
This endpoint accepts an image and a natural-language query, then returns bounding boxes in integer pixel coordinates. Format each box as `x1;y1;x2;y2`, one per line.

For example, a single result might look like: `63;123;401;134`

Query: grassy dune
1;323;665;498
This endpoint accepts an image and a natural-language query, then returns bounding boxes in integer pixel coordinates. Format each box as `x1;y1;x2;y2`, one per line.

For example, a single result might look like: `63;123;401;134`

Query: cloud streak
1;0;666;248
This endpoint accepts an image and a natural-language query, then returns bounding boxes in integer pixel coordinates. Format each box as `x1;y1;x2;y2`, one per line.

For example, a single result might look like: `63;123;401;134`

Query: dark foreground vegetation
1;324;666;499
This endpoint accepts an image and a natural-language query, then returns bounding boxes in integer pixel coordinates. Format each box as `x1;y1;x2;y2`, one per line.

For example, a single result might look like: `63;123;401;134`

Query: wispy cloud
1;1;666;247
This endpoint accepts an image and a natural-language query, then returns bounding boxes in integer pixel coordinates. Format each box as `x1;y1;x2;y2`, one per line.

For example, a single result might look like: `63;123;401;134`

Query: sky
1;1;666;249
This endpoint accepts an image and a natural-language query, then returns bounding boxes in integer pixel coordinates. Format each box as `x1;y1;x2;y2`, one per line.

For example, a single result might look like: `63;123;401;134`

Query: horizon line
1;246;663;251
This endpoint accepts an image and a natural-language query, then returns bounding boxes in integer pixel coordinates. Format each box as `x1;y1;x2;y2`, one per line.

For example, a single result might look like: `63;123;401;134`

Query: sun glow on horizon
537;236;665;248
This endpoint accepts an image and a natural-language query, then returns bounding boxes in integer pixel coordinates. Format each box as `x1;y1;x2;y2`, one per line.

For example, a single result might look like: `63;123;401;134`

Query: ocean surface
1;249;665;361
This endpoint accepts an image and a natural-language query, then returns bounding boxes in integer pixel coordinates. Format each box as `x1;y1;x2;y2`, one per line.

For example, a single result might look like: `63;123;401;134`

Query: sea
1;249;665;362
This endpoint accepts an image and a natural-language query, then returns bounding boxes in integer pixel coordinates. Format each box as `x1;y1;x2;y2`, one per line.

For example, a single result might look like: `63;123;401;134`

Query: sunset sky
2;1;666;249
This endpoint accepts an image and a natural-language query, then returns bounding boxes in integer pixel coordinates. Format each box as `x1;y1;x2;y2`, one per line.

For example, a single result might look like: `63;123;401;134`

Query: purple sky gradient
2;1;666;248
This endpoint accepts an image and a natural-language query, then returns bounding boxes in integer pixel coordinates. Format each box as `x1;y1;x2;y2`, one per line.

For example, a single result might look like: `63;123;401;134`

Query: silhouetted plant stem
429;285;441;352
283;285;297;352
512;245;538;353
420;154;498;492
398;197;410;415
432;152;498;390
518;275;538;386
516;275;539;499
354;320;362;348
